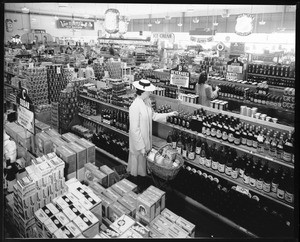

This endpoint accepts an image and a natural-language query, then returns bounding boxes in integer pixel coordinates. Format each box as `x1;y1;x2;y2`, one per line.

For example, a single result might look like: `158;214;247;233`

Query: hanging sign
170;64;190;88
227;58;244;74
33;29;46;34
16;87;35;134
216;42;225;52
152;32;175;42
230;42;245;56
235;14;254;36
57;19;95;30
190;36;213;43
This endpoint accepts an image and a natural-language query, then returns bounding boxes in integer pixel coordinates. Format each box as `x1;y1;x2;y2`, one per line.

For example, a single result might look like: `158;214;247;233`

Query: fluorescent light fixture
178;22;182;27
213;22;219;26
148;23;152;27
193;18;199;23
165;15;171;20
259;21;266;25
21;7;29;13
155;19;160;24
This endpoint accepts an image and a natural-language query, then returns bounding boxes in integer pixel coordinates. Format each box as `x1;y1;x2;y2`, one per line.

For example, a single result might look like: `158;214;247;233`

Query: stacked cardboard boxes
51;102;59;130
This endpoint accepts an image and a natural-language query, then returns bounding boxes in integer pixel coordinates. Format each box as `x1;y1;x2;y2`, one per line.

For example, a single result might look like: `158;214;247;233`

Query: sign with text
190;36;213;43
98;38;151;46
230;42;245;56
170;65;190;88
227;58;244;74
33;29;46;34
152;32;175;43
57;19;94;30
16;87;35;134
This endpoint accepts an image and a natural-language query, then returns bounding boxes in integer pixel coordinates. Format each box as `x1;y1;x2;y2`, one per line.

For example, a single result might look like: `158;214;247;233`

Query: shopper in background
196;71;219;107
85;59;95;83
109;43;115;56
127;79;178;191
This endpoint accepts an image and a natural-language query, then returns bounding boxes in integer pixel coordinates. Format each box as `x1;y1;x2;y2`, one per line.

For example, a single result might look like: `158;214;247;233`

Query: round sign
216;42;225;51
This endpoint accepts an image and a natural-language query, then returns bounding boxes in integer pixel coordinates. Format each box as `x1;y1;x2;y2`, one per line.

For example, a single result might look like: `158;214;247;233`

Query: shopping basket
147;144;184;182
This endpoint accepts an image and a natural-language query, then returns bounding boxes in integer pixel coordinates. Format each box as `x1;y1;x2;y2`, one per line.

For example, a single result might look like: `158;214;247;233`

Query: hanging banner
16;87;35;134
57;19;95;30
190;36;213;43
170;64;190;88
152;32;175;42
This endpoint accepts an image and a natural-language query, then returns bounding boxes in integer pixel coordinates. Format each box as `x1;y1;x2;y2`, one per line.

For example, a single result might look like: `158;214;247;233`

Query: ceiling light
148;23;152;27
221;9;230;18
165;16;171;20
193;18;199;23
83;14;90;19
54;16;59;20
155;19;160;24
21;7;29;13
213;22;219;26
178;23;182;27
259;21;266;25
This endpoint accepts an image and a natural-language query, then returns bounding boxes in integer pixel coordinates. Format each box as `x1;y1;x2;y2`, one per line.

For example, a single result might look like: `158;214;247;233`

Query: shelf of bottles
78;112;129;137
246;63;295;88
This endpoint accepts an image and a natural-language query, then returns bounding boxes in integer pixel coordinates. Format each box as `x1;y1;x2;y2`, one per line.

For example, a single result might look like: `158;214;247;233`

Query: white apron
127;96;169;176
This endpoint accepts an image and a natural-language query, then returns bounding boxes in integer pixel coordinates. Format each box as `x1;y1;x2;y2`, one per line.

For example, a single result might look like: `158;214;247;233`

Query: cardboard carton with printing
99;165;117;187
55;145;77;180
73;210;99;237
77;138;96;163
61;221;82;238
109;214;136;235
175;216;196;237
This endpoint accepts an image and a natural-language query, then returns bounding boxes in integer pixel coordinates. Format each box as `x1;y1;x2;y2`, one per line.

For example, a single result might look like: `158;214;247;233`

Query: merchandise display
3;2;297;240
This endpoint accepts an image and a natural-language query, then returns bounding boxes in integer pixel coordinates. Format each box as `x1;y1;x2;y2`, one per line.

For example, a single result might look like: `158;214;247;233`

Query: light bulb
178;23;182;27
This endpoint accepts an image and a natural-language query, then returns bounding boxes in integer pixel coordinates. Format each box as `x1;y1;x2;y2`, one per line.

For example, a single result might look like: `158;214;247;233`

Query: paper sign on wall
170;65;190;88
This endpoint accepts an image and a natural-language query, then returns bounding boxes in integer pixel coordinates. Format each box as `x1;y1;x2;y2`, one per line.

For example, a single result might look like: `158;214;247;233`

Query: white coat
127;96;169;177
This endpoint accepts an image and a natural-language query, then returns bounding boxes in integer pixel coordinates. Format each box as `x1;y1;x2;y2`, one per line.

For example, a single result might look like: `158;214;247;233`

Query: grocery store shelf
155;83;196;94
218;96;294;115
79;95;129;113
184;159;294;210
95;147;127;166
247;72;295;81
78;113;129;137
155;121;294;169
172;189;258;238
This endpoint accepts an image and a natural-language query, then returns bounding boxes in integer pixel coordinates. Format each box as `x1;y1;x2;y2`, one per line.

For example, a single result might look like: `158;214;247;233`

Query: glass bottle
199;142;206;166
217;150;226;173
204;145;212;168
211;147;219;171
231;158;239;179
256;167;264;190
257;131;265;153
262;168;272;193
182;136;188;159
247;125;254;147
282;132;293;163
195;138;202;159
276;136;284;160
188;137;196;160
264;131;271;155
276;175;285;200
172;130;177;149
249;165;257;187
269;133;278;157
167;131;173;145
284;175;294;203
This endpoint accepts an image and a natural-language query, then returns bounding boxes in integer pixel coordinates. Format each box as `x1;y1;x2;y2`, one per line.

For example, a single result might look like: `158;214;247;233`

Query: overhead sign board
57;19;95;30
170;64;190;88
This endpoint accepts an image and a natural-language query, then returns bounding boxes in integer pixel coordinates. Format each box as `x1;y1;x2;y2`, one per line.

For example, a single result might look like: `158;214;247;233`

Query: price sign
227;58;243;74
170;64;190;88
16;87;35;134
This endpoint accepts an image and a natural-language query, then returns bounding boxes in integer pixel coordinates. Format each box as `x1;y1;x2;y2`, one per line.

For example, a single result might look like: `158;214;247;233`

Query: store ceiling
5;3;294;19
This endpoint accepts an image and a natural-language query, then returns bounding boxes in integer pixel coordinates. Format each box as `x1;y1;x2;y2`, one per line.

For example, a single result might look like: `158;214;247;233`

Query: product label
202;127;206;135
222;132;228;141
276;188;285;199
246;139;253;147
225;166;232;176
188;152;195;160
172;142;177;149
231;169;238;179
228;134;234;143
211;128;216;137
206;128;211;136
262;182;271;193
284;191;294;203
241;137;247;145
176;147;182;155
205;158;211;168
234;137;241;145
182;150;187;158
217;164;225;173
249;177;256;187
256;180;263;190
216;130;222;139
243;174;250;184
283;152;292;162
252;140;258;148
199;156;205;166
211;161;218;170
195;147;201;155
271;182;279;193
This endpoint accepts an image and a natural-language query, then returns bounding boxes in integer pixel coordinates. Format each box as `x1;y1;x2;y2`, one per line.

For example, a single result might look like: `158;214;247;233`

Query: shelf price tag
236;185;250;196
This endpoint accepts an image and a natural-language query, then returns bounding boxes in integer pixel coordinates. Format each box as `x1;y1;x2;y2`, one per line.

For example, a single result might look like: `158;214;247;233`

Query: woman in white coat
127;79;178;191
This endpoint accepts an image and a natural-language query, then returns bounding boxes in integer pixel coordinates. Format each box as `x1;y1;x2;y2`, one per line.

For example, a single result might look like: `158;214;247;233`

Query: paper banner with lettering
190;36;213;43
152;32;175;43
57;19;94;30
16;87;35;134
170;64;190;88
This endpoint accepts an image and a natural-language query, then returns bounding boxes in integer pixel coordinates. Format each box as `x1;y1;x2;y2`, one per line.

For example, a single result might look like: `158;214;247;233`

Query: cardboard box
125;190;138;200
55;212;70;227
50;137;67;153
53;228;68;238
17;131;34;151
88;181;106;196
97;193;114;220
55;145;77;180
143;190;161;217
44;129;61;138
116;180;133;194
77;138;96;163
99;165;116;187
168;223;189;238
164;228;180;238
47;156;65;181
52;196;70;211
130;221;150;238
35;132;53;156
61;222;82;238
65;142;87;181
61;132;80;143
147;185;166;211
146;225;166;238
119;227;144;238
175;216;196;237
135;213;152;226
153;214;173;230
161;208;179;223
111;183;127;196
109;214;136;235
16;172;36;198
136;194;156;222
84;163;108;187
118;196;136;217
105;187;122;202
108;201;130;223
34;203;60;234
99;227;120;238
73;210;99;238
149;219;169;235
119;178;138;193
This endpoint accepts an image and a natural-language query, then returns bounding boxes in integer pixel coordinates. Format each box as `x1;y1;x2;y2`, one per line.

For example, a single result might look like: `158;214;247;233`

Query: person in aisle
195;71;219;107
127;79;178;192
109;43;116;56
85;59;96;83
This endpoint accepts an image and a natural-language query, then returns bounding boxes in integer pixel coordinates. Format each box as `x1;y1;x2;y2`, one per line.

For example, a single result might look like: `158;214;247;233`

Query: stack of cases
46;65;69;103
107;62;122;79
51;102;59;129
93;62;105;81
58;87;78;131
12;152;66;238
282;88;295;110
23;67;49;106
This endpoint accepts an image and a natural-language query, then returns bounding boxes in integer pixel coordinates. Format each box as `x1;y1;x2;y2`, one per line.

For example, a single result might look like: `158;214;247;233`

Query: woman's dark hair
88;59;93;65
198;71;207;84
136;89;145;96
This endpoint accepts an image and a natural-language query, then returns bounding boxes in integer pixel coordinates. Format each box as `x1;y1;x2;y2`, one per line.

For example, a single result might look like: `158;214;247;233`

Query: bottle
276;175;285;200
204;145;212;168
222;119;228;141
217;150;226;173
243;161;251;184
276;136;284;160
210;116;217;137
225;157;233;176
256;167;264;190
202;117;207;135
182;136;188;159
262;168;272;193
188;137;196;160
247;125;254;147
257;131;265;153
269;133;278;157
228;123;235;143
282;132;293;163
252;127;258;148
231;158;239;179
172;131;177;149
284;175;294;203
199;143;206;166
122;113;128;131
237;156;245;178
241;127;248;145
167;131;173;146
249;165;257;187
176;134;183;155
264;132;271;154
271;169;281;194
206;117;211;136
195;138;202;159
234;126;241;145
